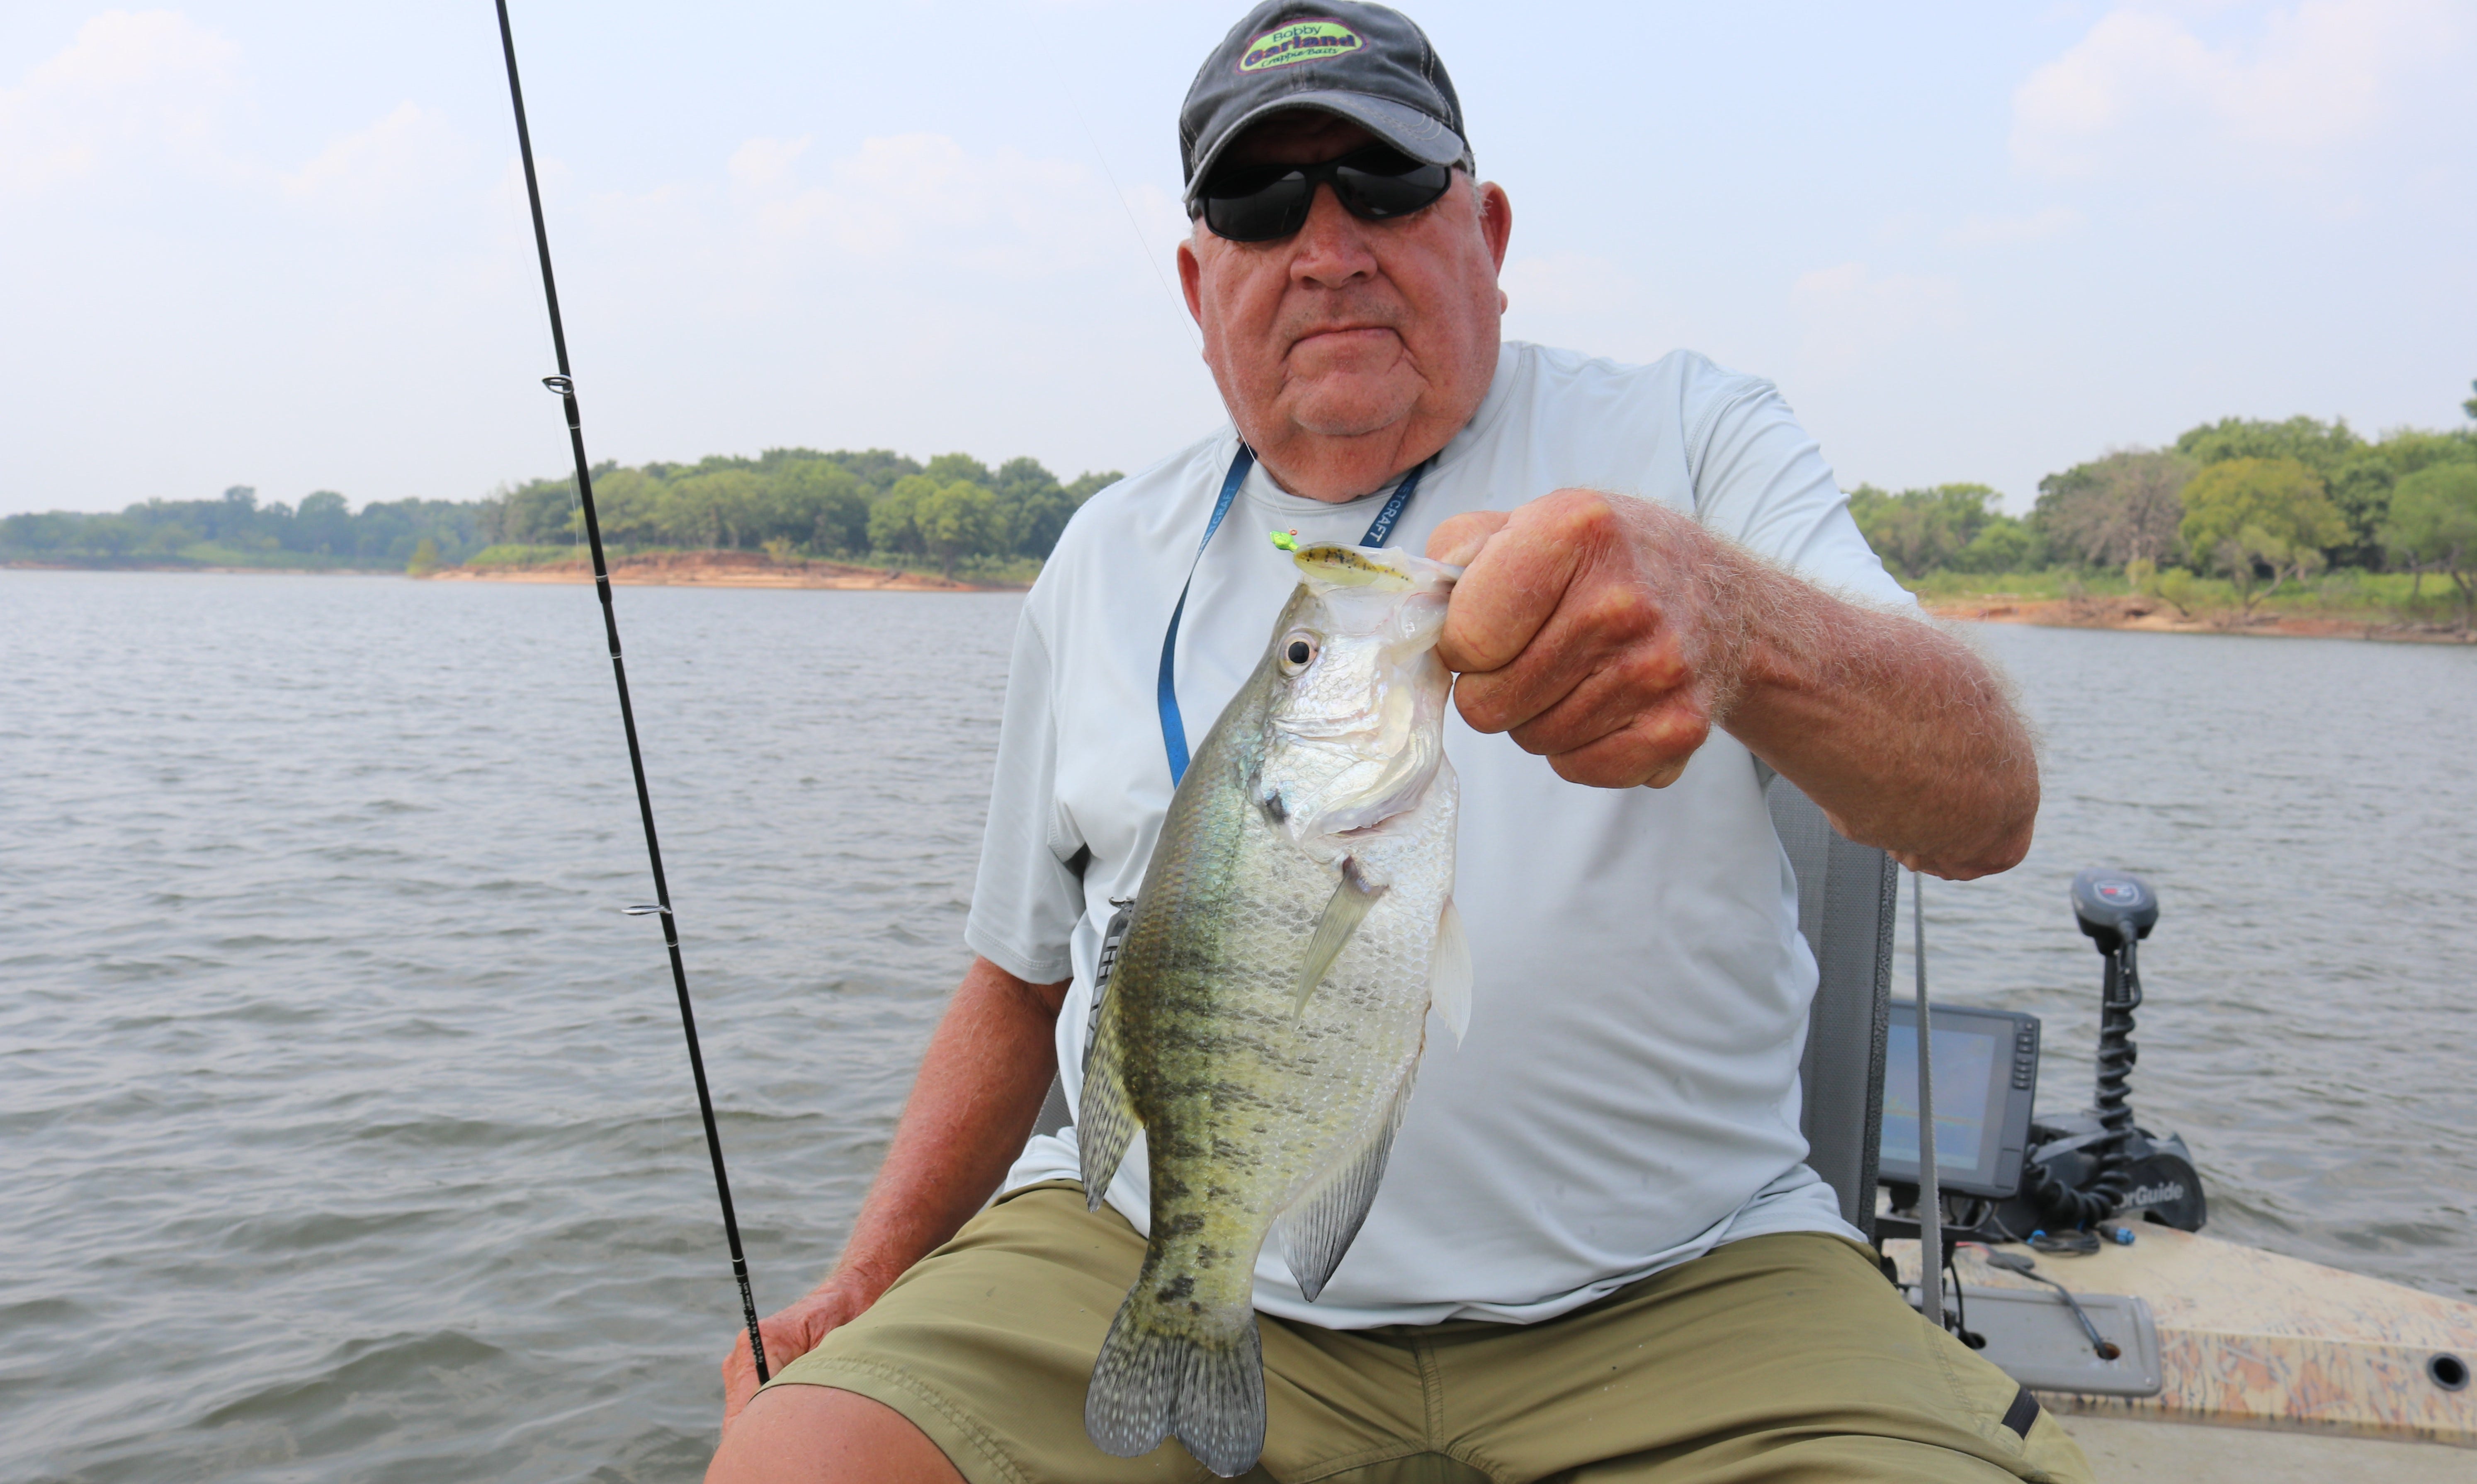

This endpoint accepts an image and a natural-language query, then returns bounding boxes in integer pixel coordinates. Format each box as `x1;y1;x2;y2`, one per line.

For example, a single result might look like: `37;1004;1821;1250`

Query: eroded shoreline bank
1924;594;2473;644
418;550;1022;592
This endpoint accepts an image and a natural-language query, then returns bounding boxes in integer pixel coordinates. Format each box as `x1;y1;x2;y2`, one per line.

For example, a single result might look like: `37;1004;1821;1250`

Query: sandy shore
419;550;1021;592
1923;594;2472;644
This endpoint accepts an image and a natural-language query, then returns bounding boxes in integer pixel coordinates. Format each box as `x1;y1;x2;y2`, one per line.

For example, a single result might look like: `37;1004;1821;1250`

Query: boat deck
1889;1223;2476;1464
2057;1414;2469;1481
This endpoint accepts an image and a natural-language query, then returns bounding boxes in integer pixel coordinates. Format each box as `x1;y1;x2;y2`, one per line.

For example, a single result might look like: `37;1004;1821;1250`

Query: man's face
1178;112;1512;502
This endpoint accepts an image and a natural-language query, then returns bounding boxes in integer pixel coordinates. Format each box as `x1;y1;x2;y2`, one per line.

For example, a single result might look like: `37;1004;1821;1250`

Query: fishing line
492;0;769;1384
1074;107;1201;354
1912;868;1943;1332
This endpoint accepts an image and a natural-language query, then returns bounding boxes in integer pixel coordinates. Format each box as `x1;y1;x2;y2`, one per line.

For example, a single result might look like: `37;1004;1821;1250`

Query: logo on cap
1239;19;1362;72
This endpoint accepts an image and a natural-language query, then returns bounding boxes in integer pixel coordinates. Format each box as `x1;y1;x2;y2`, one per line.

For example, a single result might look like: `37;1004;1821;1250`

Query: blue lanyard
1155;446;1429;783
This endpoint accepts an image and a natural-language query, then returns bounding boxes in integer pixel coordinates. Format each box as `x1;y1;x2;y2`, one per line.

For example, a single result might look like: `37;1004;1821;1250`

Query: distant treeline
488;448;1121;578
0;447;1124;578
1;488;491;570
1850;386;2477;621
15;395;2475;617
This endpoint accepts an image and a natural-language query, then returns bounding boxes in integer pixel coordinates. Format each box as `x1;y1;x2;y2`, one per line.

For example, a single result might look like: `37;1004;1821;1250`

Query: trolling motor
1995;869;2208;1238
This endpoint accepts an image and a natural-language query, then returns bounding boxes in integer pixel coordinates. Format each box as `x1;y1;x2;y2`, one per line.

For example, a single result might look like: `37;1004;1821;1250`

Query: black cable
1942;1247;1985;1349
1984;1250;2121;1360
2026;934;2141;1227
491;0;767;1385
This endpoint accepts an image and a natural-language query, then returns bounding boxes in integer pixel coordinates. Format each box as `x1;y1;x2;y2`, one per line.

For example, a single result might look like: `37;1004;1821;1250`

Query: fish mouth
1267;703;1446;844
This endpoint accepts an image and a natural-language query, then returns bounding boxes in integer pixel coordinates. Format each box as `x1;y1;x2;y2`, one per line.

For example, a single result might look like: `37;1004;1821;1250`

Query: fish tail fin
1084;1289;1265;1478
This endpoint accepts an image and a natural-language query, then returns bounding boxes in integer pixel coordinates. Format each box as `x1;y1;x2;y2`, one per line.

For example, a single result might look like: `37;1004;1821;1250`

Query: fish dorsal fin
1430;896;1471;1044
1292;859;1387;1014
1078;1008;1140;1210
1275;1073;1415;1302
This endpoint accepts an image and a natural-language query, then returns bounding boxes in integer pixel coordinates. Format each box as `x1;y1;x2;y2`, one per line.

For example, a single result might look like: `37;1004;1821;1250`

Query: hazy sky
5;1;2471;518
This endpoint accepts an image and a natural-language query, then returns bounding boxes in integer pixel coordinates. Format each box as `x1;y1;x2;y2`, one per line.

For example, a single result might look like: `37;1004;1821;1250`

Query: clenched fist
1429;490;1753;789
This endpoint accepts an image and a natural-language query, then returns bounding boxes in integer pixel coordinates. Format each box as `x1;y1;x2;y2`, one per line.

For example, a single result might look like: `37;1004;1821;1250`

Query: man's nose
1287;182;1379;287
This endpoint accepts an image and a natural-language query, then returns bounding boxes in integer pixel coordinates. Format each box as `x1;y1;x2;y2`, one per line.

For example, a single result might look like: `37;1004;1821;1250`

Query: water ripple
1;573;2471;1480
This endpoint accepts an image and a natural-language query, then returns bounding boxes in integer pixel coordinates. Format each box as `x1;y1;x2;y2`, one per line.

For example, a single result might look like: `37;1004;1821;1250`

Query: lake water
3;571;2472;1482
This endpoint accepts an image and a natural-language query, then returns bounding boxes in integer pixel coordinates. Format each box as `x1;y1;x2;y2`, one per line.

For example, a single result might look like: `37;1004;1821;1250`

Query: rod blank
492;0;768;1385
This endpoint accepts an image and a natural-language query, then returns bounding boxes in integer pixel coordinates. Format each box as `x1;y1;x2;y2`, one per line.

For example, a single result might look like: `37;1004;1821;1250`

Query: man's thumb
1426;509;1508;568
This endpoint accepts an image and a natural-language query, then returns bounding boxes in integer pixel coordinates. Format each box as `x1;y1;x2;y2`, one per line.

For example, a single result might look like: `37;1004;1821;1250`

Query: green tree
663;469;765;548
80;514;146;556
774;459;870;553
2175;415;2363;479
489;469;595;545
589;468;668;546
823;448;924;496
923;452;996;488
294;490;352;554
869;474;937;555
2154;567;2204;618
2178;457;2346;608
2032;449;2192;568
3;487;479;569
1846;483;2005;578
406;537;441;576
2173;415;2390;562
917;480;1001;578
2381;463;2477;632
988;456;1065;558
1951;515;2045;573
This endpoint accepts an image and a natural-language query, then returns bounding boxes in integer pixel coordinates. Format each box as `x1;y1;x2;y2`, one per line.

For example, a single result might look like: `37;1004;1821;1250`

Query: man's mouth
1290;325;1398;353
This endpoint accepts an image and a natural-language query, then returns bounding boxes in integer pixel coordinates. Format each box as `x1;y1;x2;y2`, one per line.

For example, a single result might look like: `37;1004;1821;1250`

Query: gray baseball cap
1179;2;1471;213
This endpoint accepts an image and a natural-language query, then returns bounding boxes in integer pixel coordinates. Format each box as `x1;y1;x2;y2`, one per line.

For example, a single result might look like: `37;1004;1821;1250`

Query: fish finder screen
1880;1020;1999;1171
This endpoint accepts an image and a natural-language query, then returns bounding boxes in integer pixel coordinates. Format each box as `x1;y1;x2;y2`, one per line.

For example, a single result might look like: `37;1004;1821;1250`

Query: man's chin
1278;379;1424;441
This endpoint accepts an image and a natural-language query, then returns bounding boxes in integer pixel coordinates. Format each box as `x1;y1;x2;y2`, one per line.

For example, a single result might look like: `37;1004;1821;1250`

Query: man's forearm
826;956;1069;1300
1723;557;2037;880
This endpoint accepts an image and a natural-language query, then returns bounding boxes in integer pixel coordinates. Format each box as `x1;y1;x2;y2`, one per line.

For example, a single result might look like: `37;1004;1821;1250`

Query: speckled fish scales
1079;542;1471;1478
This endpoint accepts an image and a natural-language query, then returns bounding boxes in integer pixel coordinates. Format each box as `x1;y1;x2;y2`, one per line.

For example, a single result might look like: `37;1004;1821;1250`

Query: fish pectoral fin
1291;859;1387;1014
1275;1073;1414;1303
1078;1021;1139;1210
1430;896;1472;1044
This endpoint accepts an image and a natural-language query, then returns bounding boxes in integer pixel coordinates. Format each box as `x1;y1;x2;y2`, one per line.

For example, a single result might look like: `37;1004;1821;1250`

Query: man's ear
1177;233;1205;323
1476;182;1513;273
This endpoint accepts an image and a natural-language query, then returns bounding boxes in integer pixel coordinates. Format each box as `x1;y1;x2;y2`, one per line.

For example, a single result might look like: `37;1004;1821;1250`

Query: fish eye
1280;632;1319;672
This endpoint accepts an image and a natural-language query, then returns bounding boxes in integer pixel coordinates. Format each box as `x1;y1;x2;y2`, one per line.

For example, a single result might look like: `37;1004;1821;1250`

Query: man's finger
721;1339;756;1425
1454;567;1673;735
1425;508;1507;567
1543;706;1708;790
1436;495;1600;675
1504;645;1688;759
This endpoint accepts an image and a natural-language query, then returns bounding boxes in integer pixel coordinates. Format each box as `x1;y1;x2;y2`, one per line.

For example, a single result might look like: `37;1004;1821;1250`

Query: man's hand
721;1272;885;1425
1429;491;1749;790
1428;489;2037;880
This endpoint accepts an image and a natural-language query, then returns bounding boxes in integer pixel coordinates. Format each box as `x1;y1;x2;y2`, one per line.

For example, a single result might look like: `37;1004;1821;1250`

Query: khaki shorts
765;1183;2092;1484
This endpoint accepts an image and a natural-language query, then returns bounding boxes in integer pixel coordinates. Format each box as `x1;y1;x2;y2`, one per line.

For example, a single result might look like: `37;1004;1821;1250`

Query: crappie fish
1080;541;1470;1478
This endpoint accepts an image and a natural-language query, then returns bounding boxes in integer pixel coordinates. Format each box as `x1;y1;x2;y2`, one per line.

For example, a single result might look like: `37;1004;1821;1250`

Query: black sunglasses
1197;145;1454;243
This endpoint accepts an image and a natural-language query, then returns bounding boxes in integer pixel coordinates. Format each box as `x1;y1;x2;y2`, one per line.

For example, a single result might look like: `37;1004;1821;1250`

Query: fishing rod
491;0;769;1383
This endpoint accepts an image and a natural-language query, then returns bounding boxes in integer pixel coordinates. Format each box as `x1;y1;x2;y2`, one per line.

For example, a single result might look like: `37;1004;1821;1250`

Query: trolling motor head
2071;869;2157;953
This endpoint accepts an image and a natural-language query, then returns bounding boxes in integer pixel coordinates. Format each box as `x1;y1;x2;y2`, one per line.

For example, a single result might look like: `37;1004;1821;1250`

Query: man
711;3;2080;1480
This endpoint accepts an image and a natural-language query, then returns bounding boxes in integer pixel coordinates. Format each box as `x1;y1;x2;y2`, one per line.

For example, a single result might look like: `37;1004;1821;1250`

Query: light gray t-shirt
967;342;1916;1329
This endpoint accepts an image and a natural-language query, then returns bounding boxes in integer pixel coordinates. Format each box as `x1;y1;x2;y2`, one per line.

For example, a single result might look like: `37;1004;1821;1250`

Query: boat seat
1765;770;1899;1243
1029;771;1899;1246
